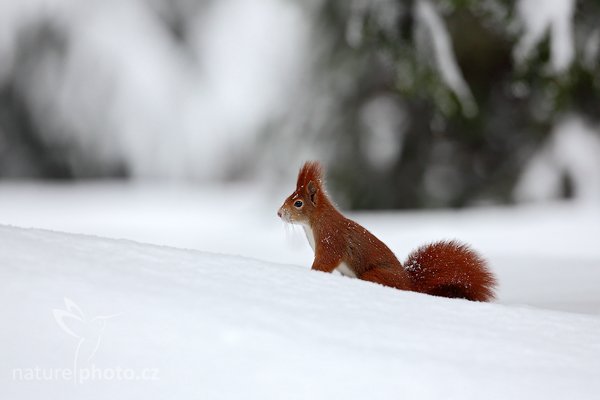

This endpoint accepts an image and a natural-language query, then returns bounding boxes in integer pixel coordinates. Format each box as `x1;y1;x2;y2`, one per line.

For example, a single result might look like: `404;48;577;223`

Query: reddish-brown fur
404;241;496;302
278;161;497;302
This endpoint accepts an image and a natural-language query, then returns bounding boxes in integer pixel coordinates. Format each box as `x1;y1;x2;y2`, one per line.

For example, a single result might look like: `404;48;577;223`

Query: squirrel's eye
294;200;303;208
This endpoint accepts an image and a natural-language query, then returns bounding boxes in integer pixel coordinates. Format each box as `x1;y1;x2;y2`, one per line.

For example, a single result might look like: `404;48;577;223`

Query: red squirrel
277;161;497;302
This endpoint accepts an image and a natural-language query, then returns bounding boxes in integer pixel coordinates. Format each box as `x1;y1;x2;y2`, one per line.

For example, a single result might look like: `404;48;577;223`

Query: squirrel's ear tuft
297;161;323;189
307;181;318;205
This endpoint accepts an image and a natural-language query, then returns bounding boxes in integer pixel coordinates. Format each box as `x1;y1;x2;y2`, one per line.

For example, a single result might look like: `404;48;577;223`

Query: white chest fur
302;224;356;278
335;262;357;278
302;224;316;252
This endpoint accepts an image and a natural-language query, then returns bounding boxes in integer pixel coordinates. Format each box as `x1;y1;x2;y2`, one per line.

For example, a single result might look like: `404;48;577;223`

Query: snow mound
1;225;599;399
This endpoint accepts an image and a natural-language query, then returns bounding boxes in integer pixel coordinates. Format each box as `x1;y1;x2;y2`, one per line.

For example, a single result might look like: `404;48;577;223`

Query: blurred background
0;0;599;269
2;0;600;208
1;0;599;312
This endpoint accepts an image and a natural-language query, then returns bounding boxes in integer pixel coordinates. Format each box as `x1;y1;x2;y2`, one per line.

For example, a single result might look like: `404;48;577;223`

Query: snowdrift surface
1;225;599;399
1;183;599;315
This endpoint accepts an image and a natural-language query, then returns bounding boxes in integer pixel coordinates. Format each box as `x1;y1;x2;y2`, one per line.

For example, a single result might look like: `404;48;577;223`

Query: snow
415;0;478;117
0;182;599;398
360;95;405;170
514;116;600;204
0;182;599;317
1;218;600;399
0;0;310;179
513;0;576;74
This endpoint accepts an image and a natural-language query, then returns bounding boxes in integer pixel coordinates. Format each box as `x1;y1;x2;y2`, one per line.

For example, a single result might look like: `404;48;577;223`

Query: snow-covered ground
1;182;599;399
0;182;599;315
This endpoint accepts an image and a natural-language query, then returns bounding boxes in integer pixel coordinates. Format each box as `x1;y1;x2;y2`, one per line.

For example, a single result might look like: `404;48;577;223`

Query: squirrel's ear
307;181;318;205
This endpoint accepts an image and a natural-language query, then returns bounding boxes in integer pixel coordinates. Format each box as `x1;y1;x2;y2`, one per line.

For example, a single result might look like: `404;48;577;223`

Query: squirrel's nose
277;209;282;218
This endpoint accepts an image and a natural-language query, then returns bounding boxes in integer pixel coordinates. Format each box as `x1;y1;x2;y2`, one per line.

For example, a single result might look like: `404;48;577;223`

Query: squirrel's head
278;161;324;225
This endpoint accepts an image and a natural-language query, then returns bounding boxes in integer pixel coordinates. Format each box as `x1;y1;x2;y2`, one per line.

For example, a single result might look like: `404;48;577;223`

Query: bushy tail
404;240;497;302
